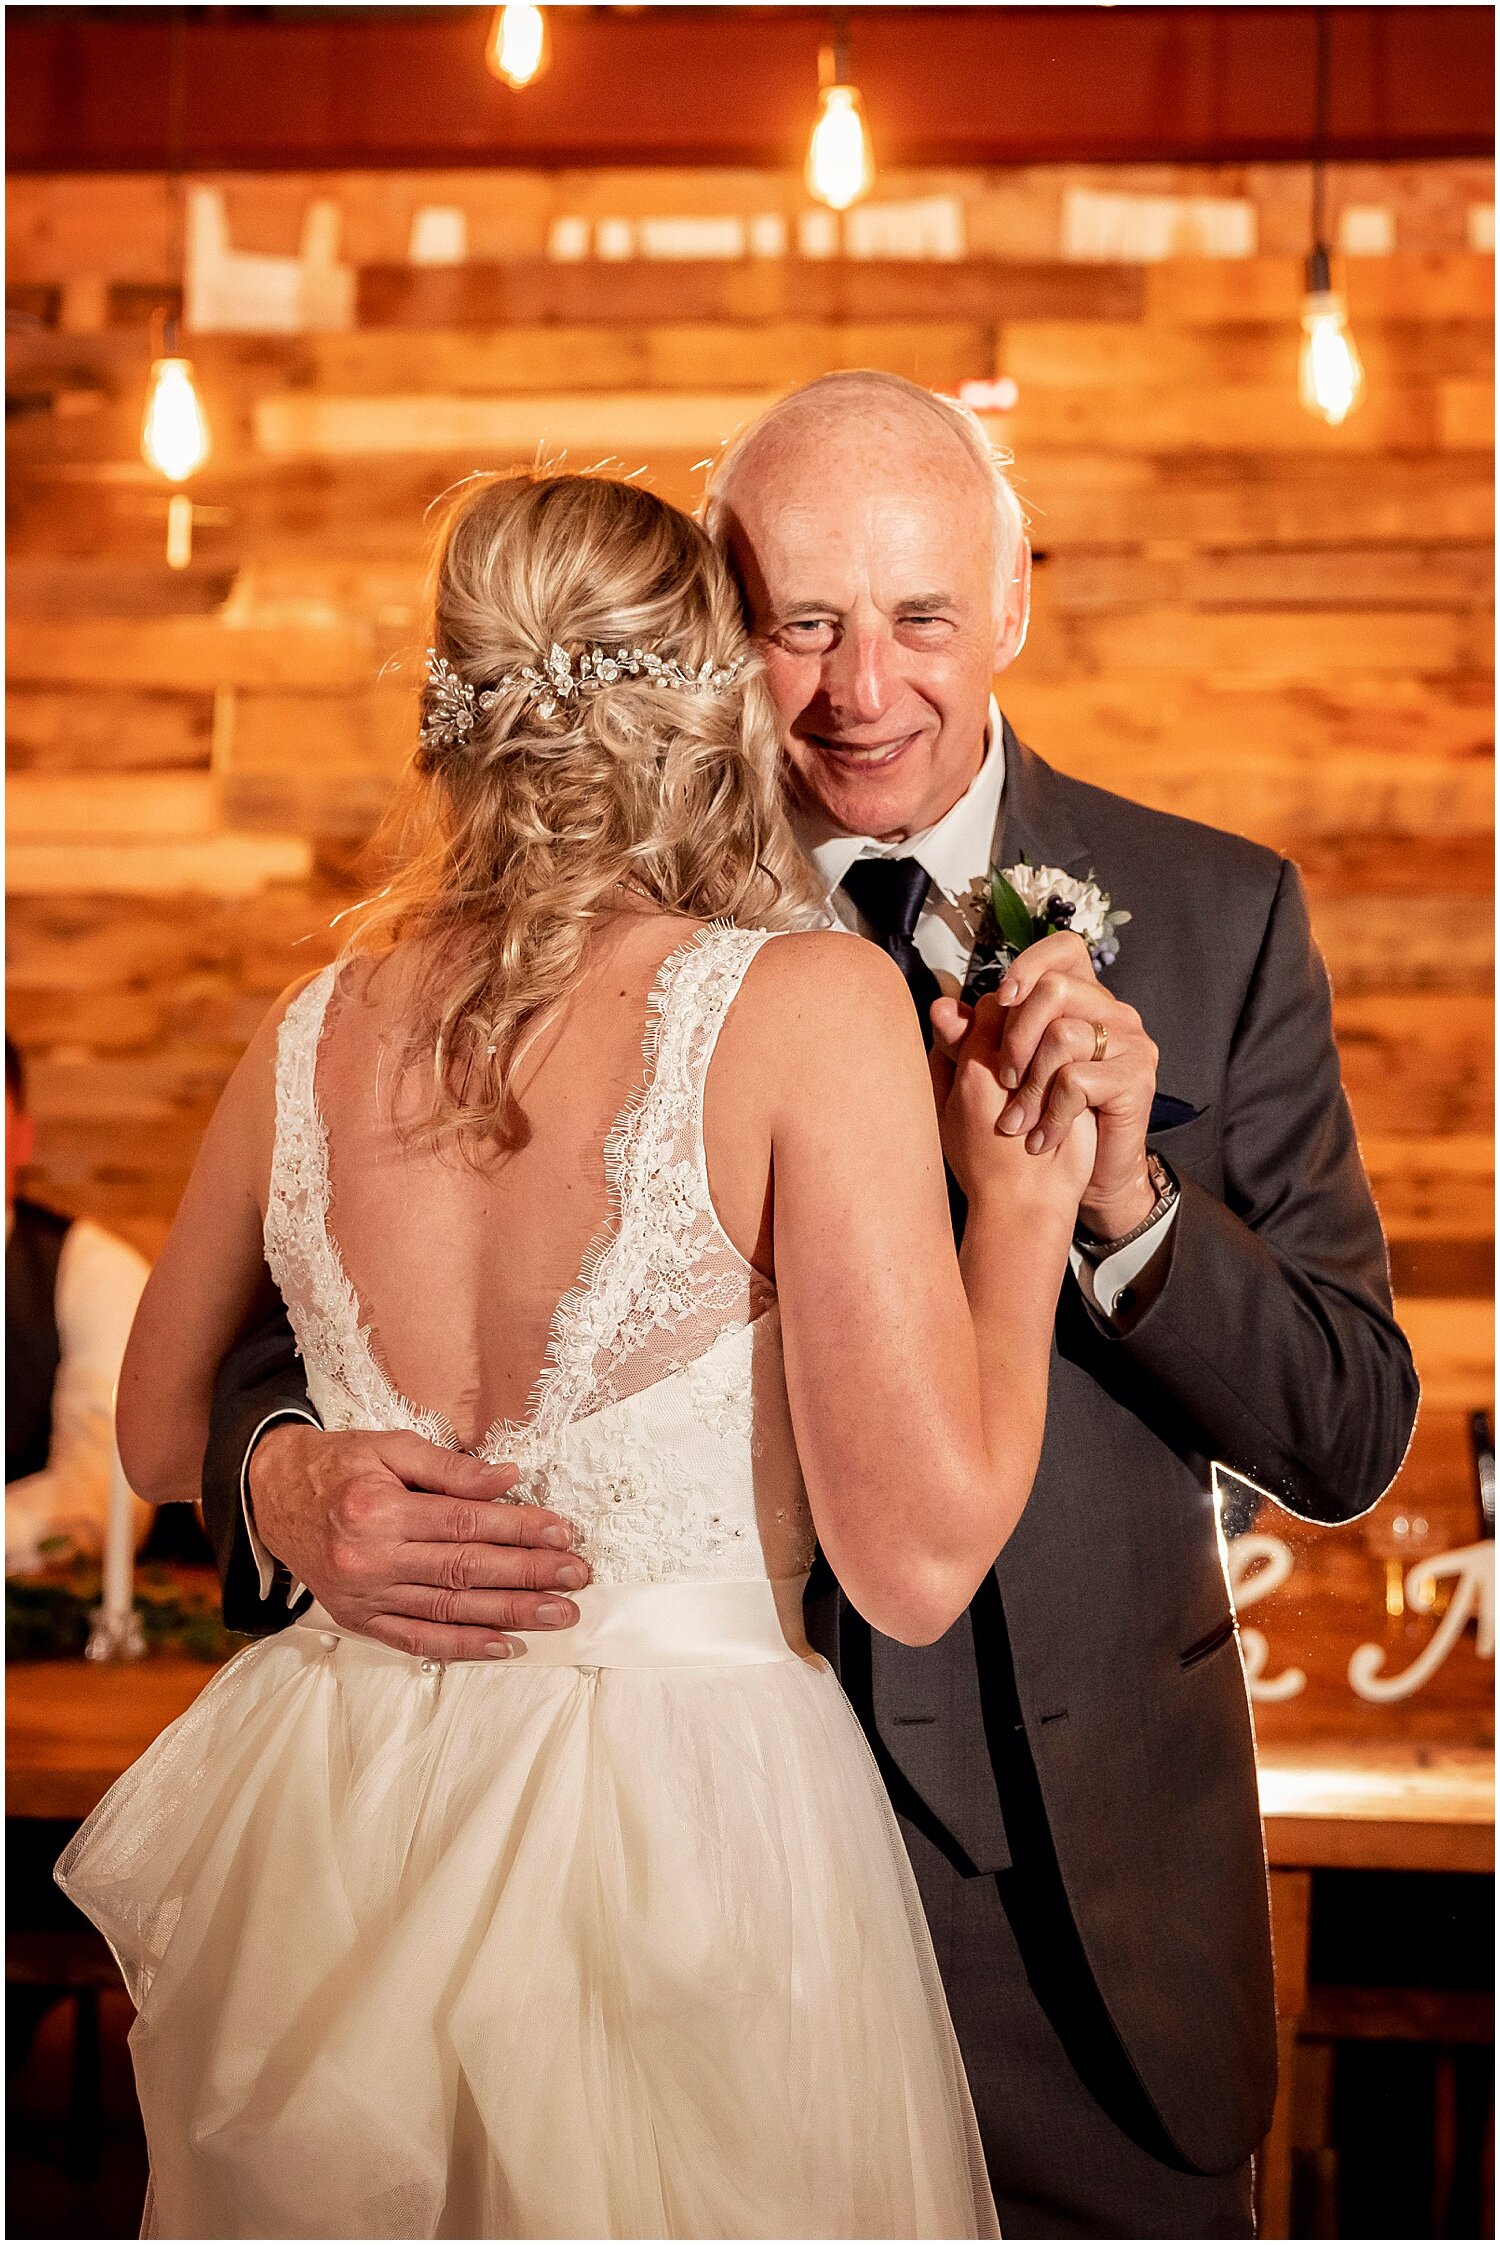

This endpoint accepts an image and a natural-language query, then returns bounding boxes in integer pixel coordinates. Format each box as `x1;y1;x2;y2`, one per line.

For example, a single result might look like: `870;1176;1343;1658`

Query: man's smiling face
720;405;1021;843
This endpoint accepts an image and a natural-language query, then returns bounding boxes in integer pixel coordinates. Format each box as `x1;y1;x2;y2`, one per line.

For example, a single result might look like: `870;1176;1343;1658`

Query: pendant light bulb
487;4;549;89
140;355;212;484
1298;251;1364;427
806;82;874;213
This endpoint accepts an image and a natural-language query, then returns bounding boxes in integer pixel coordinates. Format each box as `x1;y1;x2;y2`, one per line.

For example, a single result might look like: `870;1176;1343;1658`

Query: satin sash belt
295;1573;812;1671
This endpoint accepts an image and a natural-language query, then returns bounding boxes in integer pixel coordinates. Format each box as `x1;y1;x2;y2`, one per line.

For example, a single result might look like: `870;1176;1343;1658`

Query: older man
201;374;1416;2237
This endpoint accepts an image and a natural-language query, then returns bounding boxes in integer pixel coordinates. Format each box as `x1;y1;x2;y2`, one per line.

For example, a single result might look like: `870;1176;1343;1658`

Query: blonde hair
350;470;816;1149
703;368;1030;608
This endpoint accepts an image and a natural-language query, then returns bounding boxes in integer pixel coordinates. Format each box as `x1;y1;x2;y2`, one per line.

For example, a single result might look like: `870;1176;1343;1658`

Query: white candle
101;1442;136;1636
86;1433;146;1662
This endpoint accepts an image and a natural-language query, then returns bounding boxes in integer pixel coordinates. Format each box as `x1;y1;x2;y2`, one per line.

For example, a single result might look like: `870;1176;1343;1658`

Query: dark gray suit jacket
201;729;1418;2183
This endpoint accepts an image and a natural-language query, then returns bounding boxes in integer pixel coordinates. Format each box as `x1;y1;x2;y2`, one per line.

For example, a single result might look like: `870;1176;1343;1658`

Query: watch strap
1075;1153;1179;1258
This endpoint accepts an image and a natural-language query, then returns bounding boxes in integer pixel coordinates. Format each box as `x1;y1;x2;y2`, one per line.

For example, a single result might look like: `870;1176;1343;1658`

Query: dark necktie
839;856;942;1053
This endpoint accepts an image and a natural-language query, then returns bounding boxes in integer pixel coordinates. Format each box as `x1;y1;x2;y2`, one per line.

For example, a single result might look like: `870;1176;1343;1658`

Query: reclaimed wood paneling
5;836;315;897
1361;1136;1494;1245
8;162;1496;278
1338;997;1493;1137
5;686;214;771
7;616;380;692
250;387;784;461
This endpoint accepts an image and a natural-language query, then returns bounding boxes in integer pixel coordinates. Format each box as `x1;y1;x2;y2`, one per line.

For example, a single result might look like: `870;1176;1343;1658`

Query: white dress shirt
791;699;1178;1329
243;702;1174;1596
6;1215;154;1572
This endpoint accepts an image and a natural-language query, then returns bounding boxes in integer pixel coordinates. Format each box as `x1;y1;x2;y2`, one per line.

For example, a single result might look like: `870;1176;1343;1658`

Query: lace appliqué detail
684;1344;757;1450
526;1362;763;1584
264;968;453;1447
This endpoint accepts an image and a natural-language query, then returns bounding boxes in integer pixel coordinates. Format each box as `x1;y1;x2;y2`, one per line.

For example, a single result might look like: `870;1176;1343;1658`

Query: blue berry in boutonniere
961;861;1130;1000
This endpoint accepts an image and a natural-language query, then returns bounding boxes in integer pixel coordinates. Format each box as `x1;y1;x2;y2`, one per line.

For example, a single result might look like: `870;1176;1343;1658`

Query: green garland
5;1556;241;1665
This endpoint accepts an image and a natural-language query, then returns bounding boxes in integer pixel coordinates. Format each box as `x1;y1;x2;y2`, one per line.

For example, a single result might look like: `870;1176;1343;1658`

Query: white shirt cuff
240;1409;318;1606
1069;1194;1181;1328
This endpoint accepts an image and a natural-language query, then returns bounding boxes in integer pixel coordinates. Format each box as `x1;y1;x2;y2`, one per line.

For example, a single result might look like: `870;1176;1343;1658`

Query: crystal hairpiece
420;641;746;750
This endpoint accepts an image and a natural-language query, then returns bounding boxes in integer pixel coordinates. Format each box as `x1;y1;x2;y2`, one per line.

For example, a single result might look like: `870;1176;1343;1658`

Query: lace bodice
264;925;816;1587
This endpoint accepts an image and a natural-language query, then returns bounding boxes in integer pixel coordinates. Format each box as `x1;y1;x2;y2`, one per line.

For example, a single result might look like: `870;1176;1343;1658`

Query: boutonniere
958;859;1130;1000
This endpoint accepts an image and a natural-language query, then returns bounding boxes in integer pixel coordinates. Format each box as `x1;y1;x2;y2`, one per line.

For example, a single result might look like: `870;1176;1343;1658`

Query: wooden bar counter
1260;1739;1495;1874
6;1652;220;1822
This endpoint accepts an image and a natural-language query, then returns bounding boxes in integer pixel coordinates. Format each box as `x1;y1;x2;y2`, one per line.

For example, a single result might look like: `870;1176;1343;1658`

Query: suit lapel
992;719;1091;879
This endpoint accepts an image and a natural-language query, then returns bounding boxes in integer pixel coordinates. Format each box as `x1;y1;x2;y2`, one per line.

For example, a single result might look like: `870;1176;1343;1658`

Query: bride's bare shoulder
748;926;918;1014
724;928;927;1084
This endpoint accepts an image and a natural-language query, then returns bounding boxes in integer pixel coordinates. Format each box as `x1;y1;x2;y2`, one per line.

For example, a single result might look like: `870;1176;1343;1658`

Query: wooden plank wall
6;162;1493;1734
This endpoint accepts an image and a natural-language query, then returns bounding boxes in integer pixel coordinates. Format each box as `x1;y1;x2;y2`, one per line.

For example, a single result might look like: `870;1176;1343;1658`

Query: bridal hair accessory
960;859;1130;994
421;642;746;748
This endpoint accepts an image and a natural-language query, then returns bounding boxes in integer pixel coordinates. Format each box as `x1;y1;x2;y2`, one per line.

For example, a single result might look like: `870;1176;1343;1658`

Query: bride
59;470;1093;2241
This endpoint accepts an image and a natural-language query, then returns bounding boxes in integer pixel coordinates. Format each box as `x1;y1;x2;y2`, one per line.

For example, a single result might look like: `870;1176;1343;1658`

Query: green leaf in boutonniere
989;868;1038;956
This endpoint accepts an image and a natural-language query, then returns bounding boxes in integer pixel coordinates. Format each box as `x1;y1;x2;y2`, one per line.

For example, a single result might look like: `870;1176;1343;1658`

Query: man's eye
780;620;836;649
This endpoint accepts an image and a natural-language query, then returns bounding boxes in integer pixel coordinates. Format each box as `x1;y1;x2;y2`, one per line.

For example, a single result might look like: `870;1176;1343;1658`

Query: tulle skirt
58;1582;997;2240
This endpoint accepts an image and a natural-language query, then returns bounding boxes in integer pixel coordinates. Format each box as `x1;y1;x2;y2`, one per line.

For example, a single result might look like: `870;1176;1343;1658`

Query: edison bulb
806;85;874;213
1299;291;1365;427
140;356;212;483
487;4;549;88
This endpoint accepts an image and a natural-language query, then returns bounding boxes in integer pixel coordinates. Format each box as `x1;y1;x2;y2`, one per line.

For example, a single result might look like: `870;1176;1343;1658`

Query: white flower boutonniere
960;859;1130;998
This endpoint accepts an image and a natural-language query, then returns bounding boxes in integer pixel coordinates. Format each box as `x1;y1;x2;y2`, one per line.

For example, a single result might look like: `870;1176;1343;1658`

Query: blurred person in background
5;1035;152;1573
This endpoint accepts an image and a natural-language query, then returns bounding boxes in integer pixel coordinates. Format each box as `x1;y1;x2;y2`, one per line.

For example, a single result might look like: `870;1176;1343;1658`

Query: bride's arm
115;990;297;1505
752;932;1089;1647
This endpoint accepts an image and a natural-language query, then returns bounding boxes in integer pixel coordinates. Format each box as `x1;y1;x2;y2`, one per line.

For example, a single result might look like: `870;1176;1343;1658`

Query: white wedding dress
59;924;999;2241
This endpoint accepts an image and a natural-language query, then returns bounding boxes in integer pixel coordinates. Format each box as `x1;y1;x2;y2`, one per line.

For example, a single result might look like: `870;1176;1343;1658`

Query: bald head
704;370;1031;844
706;370;1028;607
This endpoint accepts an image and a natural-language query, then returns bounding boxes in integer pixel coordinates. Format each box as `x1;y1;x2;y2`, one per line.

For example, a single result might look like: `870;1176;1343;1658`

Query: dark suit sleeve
1114;857;1419;1523
202;1303;319;1633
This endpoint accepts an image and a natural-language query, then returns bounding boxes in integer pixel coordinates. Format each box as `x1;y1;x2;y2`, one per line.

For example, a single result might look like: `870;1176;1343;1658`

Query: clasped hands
930;930;1159;1238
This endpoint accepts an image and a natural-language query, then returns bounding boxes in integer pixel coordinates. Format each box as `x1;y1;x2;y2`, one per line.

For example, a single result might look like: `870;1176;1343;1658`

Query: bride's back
310;912;738;1449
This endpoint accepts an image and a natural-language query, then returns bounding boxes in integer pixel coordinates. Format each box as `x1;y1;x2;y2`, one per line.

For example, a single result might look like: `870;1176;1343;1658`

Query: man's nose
824;628;898;727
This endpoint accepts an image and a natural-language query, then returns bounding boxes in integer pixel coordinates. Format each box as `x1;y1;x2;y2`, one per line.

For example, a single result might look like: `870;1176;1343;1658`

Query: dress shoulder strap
267;963;340;1228
642;920;776;1166
262;957;453;1440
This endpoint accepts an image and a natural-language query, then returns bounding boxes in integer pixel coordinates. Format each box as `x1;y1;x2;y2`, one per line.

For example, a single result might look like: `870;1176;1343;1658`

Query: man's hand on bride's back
930;990;1096;1207
247;1425;591;1661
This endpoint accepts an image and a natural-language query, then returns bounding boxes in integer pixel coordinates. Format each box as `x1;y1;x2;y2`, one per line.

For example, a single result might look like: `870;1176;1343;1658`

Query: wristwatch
1075;1153;1180;1258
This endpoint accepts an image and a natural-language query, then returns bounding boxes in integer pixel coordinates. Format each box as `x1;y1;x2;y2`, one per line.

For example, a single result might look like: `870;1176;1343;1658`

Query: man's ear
992;544;1033;674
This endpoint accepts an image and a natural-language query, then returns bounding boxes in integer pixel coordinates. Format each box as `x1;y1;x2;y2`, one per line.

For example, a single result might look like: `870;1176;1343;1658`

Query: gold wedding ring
1090;1020;1110;1064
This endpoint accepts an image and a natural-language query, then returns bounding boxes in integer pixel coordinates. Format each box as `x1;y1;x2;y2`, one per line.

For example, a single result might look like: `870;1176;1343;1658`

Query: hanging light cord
161;6;187;352
1308;6;1332;289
